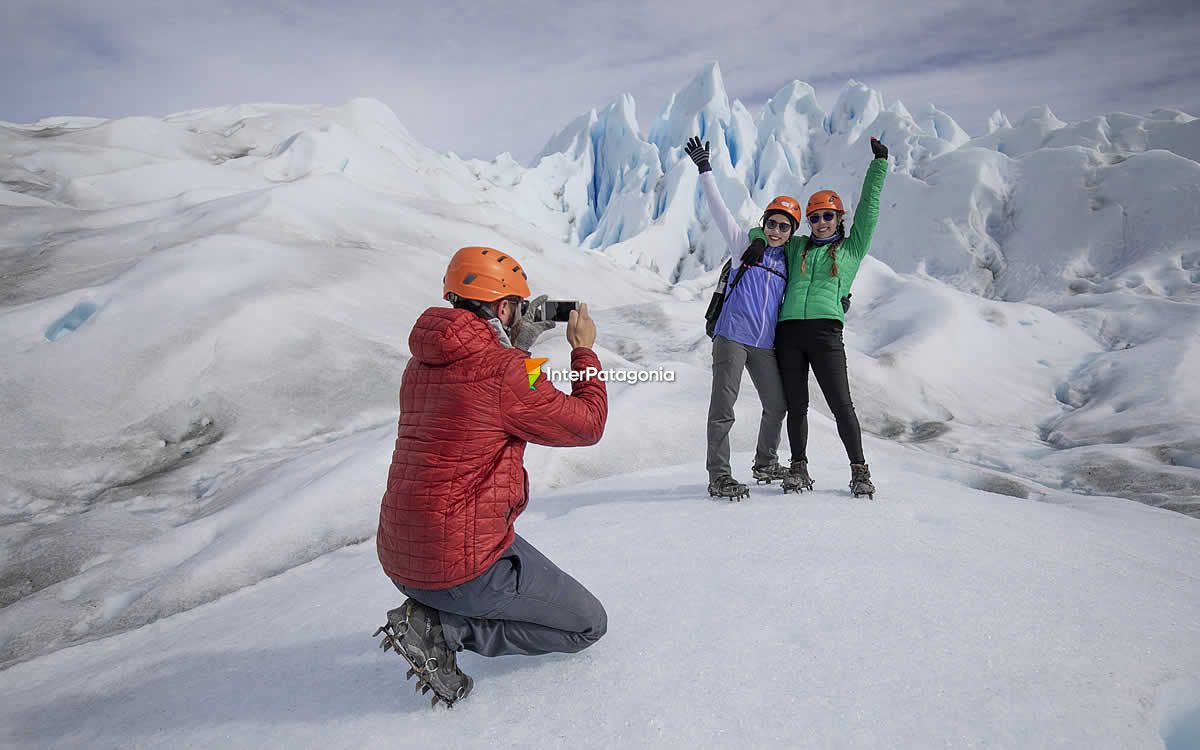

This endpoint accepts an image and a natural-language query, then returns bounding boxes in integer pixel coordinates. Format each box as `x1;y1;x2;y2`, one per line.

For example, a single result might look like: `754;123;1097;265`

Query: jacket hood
408;307;500;366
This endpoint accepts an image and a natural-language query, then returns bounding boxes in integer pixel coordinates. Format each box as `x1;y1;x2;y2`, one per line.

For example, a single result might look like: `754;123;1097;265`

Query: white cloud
2;0;1198;160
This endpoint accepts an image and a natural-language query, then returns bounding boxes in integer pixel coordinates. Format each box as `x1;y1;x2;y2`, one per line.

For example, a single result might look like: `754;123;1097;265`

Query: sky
3;0;1200;162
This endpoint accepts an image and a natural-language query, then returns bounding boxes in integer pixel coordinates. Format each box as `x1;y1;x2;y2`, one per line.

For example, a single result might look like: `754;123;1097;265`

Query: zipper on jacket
803;239;820;319
757;253;785;344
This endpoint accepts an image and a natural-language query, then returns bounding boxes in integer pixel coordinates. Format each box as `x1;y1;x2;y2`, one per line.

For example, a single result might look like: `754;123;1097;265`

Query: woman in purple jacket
685;136;798;500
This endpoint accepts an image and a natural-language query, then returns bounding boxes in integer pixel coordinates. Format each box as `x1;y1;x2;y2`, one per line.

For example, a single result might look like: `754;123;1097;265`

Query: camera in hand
531;299;580;323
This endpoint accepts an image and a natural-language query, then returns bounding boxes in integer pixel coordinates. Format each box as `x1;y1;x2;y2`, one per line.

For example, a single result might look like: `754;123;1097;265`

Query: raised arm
500;304;607;447
500;348;607;447
845;138;889;260
685;136;745;268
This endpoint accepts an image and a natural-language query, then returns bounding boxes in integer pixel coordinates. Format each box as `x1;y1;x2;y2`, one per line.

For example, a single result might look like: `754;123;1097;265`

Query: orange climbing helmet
443;246;531;303
805;190;845;217
762;195;803;228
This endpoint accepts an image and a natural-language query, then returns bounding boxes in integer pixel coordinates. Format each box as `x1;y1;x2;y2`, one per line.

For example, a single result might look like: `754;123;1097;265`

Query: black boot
781;459;815;494
375;599;473;708
850;463;876;499
708;475;750;501
751;462;790;484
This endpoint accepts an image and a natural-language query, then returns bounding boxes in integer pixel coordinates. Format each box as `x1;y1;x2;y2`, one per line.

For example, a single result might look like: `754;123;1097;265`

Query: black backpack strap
728;263;752;290
732;262;786;287
708;258;784;338
757;264;787;281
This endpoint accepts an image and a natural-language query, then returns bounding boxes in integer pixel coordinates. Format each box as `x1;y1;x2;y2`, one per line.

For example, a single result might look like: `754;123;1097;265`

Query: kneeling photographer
374;246;607;707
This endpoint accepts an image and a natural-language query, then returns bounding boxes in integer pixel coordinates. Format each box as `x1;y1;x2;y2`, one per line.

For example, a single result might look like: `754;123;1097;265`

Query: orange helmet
806;190;844;217
443;246;531;302
763;195;803;228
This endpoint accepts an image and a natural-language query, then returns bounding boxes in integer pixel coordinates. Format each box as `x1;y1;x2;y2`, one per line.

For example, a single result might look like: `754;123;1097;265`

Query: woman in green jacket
750;137;888;498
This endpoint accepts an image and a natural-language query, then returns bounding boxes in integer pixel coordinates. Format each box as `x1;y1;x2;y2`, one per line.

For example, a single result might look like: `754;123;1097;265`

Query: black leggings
775;319;866;465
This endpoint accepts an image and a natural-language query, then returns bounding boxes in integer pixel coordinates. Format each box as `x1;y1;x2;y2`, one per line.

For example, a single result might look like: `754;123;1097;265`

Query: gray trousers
394;534;607;657
707;334;788;480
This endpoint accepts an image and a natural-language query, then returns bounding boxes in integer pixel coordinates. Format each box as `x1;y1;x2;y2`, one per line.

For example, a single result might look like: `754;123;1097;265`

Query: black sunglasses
808;211;838;224
763;218;792;232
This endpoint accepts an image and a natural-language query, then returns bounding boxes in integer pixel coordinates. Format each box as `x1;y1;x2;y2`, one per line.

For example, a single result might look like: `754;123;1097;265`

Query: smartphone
532;300;580;323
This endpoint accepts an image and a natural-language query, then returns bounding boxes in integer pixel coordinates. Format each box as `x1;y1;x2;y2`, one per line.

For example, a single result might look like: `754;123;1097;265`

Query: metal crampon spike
405;667;416;680
431;695;441;708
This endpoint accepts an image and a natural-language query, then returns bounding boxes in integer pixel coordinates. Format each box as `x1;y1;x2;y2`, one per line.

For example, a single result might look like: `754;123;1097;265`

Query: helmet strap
450;294;520;346
449;293;500;321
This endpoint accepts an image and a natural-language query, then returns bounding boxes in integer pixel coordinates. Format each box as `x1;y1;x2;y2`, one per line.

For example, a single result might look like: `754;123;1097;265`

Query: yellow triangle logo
525;358;549;390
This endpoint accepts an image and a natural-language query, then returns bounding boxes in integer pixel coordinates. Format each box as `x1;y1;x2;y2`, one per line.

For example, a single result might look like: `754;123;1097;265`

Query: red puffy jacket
377;307;608;589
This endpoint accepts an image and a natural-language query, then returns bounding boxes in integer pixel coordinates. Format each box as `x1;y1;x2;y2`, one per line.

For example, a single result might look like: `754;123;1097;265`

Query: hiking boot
707;475;750;501
850;463;876;499
374;599;473;708
751;462;790;484
781;459;815;494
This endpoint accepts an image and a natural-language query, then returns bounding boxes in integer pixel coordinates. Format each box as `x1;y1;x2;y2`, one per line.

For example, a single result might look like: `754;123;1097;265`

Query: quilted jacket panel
378;306;607;589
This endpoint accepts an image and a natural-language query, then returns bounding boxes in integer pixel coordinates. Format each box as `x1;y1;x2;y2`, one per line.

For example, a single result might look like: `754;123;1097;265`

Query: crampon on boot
781;459;815;494
708;475;750;501
849;463;876;499
751;462;790;484
374;599;473;708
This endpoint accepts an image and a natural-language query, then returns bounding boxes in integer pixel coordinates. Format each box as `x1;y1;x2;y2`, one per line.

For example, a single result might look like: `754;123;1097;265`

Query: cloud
2;0;1198;161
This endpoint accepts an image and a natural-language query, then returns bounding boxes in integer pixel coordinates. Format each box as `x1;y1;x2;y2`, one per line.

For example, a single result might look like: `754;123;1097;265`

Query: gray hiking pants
707;334;788;480
394;534;607;657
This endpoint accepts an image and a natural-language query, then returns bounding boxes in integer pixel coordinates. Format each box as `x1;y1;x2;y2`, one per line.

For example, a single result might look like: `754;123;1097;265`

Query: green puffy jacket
750;158;887;324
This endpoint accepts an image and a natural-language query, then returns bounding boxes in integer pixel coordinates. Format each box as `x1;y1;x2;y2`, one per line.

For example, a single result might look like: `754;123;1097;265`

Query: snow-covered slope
0;100;669;664
1;437;1198;749
1;64;1198;708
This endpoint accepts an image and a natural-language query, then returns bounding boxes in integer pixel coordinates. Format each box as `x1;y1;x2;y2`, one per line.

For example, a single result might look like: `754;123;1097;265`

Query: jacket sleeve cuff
570;347;602;374
570;346;598;362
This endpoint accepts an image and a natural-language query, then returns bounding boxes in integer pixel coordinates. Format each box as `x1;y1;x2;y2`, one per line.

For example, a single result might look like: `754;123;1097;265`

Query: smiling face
762;213;794;247
808;210;842;240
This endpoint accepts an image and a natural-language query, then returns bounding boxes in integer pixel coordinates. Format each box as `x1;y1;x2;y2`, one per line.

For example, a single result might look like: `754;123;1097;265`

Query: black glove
685;136;712;173
741;238;766;266
870;136;888;160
